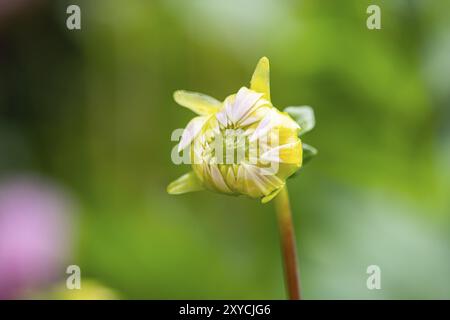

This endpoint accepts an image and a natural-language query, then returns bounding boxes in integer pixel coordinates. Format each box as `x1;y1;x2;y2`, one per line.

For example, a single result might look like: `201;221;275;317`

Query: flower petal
224;96;235;125
167;171;204;195
241;162;283;197
250;57;271;100
232;87;263;124
174;90;222;115
249;109;276;142
209;164;232;193
260;141;302;165
216;110;228;127
261;186;283;203
178;116;208;152
238;115;258;127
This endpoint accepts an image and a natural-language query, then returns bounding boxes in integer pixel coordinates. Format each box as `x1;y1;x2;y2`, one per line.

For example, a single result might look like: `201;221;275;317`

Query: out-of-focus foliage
0;0;449;299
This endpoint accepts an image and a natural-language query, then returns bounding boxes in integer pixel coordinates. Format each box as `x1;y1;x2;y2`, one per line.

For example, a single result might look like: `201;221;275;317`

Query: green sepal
302;143;318;164
284;106;315;136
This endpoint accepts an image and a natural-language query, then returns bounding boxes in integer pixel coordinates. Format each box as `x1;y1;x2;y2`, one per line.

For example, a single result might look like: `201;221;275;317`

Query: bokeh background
1;0;449;299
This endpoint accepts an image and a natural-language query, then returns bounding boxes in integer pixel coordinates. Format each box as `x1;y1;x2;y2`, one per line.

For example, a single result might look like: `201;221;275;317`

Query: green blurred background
1;0;449;299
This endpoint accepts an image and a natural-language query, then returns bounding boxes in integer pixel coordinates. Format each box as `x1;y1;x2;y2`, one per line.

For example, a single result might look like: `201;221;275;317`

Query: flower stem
274;186;301;300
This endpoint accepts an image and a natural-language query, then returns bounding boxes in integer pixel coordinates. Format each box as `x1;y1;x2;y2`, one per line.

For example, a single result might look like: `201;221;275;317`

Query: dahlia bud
168;57;316;203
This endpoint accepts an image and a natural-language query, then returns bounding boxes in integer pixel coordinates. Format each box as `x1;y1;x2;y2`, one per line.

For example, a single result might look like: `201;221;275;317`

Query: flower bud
168;57;314;203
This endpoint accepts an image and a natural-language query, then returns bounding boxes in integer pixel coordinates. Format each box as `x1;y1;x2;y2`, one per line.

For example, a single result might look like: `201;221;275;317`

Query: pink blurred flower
0;176;75;299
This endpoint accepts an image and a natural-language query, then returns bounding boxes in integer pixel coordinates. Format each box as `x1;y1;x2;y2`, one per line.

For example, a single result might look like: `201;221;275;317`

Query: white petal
238;116;259;127
210;164;232;193
226;167;236;189
238;98;270;126
178;116;208;152
260;142;299;163
260;149;280;163
249;109;276;142
242;163;283;195
192;142;204;164
231;87;263;124
216;110;228;127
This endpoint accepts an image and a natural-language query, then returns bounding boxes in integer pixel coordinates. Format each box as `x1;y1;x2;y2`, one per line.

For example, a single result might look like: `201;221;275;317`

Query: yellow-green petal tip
261;186;283;204
173;90;221;116
250;57;271;101
167;171;204;195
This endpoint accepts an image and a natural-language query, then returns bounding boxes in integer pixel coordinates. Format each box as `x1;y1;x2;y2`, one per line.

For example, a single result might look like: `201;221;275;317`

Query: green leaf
302;143;318;164
284;106;315;136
